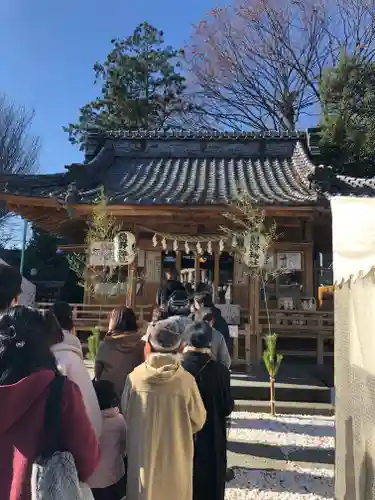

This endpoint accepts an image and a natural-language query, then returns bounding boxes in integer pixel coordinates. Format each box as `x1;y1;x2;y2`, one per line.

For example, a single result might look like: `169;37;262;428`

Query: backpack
31;375;94;500
167;289;190;317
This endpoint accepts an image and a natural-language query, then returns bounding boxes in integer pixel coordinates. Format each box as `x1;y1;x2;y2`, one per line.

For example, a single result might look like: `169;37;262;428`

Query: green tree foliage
87;326;101;361
64;22;189;148
24;227;83;302
24;227;68;281
319;53;375;177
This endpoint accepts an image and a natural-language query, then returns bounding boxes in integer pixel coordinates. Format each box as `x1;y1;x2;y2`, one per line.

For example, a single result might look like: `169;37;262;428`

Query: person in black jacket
193;292;230;347
156;268;186;305
182;321;234;500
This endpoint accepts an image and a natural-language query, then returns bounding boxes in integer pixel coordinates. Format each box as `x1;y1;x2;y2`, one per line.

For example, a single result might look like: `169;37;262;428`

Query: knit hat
185;321;213;349
148;319;184;353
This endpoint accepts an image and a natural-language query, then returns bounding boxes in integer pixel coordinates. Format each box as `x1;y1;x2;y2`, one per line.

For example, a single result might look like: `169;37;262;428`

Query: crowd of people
0;263;234;500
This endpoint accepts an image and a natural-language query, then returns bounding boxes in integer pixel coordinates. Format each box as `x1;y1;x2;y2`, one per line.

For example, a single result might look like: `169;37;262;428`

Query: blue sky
0;0;220;174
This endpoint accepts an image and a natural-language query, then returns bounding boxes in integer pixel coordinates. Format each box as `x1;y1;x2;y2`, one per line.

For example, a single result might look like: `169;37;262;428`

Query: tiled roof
1;132;320;206
310;166;375;197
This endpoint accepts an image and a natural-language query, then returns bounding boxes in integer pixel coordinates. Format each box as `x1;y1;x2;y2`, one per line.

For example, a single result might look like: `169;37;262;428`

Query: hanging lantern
232;235;237;248
152;234;158;247
207;241;213;255
161;238;167;251
196;242;203;255
185;241;190;254
173;240;178;252
113;231;136;265
219;239;225;252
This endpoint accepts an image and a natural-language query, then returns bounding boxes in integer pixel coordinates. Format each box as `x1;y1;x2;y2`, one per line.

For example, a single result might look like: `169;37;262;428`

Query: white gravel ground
225;412;335;500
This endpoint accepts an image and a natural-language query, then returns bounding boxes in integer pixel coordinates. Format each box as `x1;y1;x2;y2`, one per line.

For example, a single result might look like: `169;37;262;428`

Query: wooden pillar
247;274;260;369
127;257;137;309
194;252;200;289
176;251;181;274
317;337;324;365
213;251;220;303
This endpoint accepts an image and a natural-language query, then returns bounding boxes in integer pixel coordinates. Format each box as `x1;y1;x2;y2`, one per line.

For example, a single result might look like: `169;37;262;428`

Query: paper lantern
113;232;136;265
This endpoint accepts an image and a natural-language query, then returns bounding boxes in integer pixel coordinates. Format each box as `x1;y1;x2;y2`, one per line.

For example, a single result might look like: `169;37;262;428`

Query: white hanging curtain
331;197;375;285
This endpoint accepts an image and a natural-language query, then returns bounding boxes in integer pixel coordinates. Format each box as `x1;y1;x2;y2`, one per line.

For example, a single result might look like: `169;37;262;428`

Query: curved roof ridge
86;128;308;141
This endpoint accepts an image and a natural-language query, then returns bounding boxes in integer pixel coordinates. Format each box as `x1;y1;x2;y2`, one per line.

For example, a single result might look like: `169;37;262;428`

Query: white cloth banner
331;197;375;285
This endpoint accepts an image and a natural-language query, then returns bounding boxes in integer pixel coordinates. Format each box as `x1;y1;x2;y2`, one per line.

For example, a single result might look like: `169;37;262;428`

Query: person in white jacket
44;309;102;439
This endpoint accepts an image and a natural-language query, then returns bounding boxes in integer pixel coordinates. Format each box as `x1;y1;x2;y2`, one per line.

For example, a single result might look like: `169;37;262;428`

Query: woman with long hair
0;306;99;500
44;309;102;439
95;307;144;400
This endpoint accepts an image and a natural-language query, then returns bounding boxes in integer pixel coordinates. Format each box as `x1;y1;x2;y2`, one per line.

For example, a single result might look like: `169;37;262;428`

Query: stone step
234;399;334;416
227;439;335;470
231;375;331;404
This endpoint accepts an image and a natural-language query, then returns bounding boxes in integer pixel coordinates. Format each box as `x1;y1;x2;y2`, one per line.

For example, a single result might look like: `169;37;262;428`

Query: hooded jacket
0;369;100;500
88;407;127;489
95;331;145;400
51;340;102;439
147;316;231;368
121;354;206;500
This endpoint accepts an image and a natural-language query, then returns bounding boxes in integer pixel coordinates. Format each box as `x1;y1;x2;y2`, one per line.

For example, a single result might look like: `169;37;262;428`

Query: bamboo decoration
263;333;283;416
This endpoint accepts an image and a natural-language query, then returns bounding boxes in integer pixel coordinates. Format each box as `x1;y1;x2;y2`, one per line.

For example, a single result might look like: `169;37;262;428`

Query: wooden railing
37;302;154;333
258;309;334;364
259;309;334;334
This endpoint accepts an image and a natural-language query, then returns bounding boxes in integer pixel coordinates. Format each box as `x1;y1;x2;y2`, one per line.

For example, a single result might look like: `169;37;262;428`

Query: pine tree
24;228;68;281
64;22;189;148
319;52;375;177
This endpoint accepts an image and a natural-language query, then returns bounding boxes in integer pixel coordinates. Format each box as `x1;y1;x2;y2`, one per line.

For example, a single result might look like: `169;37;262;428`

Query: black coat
182;352;234;500
210;307;230;346
156;279;186;306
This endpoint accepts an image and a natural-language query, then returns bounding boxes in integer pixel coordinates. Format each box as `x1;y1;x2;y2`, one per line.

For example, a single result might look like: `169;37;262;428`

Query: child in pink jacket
89;380;127;500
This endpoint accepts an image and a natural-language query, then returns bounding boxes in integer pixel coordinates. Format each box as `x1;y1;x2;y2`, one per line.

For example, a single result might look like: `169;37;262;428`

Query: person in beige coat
121;318;207;500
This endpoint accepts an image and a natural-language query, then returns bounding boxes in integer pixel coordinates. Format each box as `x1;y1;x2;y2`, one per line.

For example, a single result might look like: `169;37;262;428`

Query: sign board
89;241;117;267
214;304;241;325
229;325;239;338
277;252;302;271
137;250;145;268
234;255;246;284
146;251;162;282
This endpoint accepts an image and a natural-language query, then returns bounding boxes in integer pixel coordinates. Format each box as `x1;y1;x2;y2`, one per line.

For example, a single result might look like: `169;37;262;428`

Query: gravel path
225;412;335;499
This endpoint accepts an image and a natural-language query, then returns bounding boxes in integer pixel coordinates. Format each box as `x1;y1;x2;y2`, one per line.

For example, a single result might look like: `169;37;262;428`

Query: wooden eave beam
1;194;62;208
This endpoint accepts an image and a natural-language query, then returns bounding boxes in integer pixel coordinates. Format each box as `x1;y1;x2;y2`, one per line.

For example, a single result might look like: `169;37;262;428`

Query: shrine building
1;129;345;365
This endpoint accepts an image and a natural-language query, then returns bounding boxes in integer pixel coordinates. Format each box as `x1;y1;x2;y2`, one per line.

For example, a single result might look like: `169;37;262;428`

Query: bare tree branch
0;93;40;245
182;0;375;130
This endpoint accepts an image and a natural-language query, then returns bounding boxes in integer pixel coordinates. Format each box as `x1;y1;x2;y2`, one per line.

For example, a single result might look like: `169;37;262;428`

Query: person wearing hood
95;307;144;400
145;312;231;369
182;321;234;500
121;319;207;500
0;306;100;500
45;310;102;439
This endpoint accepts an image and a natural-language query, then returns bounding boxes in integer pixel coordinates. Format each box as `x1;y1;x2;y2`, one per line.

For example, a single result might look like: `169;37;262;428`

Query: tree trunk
270;377;276;416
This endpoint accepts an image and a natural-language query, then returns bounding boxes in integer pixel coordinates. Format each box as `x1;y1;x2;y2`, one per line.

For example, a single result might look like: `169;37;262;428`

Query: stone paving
226;412;334;499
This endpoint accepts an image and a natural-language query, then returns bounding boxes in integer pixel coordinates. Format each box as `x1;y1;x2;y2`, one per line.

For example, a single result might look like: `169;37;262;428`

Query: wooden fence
37;303;334;366
258;309;334;364
37;302;154;334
